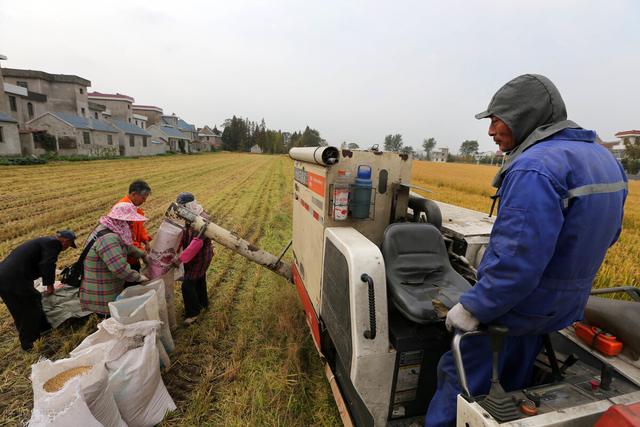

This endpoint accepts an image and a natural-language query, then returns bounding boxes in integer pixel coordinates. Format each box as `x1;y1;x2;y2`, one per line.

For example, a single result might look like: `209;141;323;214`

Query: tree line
221;116;325;154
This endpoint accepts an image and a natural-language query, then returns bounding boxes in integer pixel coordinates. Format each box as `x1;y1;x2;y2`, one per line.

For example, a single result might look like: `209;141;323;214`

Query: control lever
600;363;614;391
478;325;521;422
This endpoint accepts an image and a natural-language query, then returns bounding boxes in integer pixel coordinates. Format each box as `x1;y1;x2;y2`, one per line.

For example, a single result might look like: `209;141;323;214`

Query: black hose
361;274;376;339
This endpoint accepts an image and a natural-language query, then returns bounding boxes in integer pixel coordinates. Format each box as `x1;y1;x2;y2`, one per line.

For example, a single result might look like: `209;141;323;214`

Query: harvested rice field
0;153;637;425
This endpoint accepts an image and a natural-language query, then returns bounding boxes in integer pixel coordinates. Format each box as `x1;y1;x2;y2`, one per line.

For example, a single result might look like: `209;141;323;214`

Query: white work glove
445;303;479;332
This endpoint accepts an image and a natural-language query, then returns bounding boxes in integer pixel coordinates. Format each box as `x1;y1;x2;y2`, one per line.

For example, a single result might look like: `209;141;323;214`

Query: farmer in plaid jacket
80;202;148;316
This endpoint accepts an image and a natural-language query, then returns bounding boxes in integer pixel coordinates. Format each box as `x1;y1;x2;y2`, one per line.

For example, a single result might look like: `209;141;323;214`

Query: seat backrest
382;223;471;323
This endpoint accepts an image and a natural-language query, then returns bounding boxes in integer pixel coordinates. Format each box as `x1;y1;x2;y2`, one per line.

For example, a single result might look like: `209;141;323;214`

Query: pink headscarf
99;202;148;246
100;216;134;245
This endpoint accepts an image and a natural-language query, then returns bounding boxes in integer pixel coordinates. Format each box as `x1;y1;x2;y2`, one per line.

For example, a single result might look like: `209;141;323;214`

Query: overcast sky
1;1;638;152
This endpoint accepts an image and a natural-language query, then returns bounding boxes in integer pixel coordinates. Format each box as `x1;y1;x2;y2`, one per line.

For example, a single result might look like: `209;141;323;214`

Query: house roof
615;130;640;137
177;118;196;132
2;68;91;86
112;120;152;136
160;125;188;139
600;141;619;149
0;112;18;123
88;92;135;102
51;112;119;133
198;126;216;136
133;105;163;113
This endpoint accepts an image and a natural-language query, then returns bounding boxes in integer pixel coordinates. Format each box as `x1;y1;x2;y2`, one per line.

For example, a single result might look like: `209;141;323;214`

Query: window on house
81;107;86;117
107;134;113;145
83;132;91;144
127;104;130;109
9;96;17;112
94;112;99;119
79;88;84;94
143;136;148;147
0;127;3;143
129;134;135;147
128;118;131;123
27;102;34;119
16;81;28;89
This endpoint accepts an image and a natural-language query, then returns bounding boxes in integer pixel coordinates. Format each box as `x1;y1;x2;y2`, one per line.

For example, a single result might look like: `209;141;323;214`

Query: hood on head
476;74;567;148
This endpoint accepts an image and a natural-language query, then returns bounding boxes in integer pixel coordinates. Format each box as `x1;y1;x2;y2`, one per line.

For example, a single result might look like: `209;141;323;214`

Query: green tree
384;134;403;151
299;126;325;147
401;145;415;156
624;136;640;160
422;137;436;160
347;142;359;150
459;140;479;157
222;116;247;151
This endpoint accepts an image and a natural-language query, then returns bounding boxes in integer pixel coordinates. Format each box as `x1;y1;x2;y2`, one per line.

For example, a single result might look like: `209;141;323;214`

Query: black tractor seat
381;222;472;324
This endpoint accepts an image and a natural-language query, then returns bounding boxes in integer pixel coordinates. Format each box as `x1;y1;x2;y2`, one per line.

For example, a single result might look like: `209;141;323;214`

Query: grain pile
42;365;93;392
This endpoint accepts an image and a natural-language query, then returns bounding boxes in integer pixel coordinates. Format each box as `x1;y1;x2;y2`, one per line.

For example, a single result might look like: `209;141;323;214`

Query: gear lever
479;325;521;422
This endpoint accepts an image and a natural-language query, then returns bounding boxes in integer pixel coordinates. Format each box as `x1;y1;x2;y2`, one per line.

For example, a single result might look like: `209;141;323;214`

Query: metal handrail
452;330;487;400
591;286;640;301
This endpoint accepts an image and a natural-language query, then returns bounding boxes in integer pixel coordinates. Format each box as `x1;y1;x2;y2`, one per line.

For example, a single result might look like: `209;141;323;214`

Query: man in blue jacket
426;74;627;426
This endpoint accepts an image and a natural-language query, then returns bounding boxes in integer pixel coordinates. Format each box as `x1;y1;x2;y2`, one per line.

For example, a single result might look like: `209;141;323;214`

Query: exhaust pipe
166;203;293;282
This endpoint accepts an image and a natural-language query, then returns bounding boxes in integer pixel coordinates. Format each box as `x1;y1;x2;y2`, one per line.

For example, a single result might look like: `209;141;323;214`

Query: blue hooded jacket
460;128;627;335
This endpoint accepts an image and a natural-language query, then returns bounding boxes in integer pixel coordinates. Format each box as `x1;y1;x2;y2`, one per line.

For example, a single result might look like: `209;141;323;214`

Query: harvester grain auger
167;147;640;427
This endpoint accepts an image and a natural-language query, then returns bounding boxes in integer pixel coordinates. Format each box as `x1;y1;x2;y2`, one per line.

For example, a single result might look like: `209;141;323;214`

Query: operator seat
382;223;471;324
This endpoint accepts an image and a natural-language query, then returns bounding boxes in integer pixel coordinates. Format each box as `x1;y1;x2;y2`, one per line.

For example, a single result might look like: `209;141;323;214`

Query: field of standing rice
0;153;637;425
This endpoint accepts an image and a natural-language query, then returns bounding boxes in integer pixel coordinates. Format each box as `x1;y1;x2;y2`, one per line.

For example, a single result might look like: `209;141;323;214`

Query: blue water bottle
351;165;372;219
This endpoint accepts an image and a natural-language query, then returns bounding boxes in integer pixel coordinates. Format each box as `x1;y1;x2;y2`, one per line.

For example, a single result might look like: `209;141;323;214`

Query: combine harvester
166;146;640;426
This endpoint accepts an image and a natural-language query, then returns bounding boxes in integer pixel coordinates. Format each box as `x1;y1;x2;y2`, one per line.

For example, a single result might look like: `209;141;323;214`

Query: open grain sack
30;347;125;427
71;318;161;359
117;279;174;353
70;319;176;426
28;381;102;427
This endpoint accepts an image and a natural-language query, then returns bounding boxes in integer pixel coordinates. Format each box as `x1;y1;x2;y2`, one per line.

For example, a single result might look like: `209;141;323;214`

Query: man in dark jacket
0;230;76;350
426;75;627;426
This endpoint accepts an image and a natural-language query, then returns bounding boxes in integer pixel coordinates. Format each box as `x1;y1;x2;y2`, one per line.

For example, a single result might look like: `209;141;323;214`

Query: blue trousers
425;334;543;427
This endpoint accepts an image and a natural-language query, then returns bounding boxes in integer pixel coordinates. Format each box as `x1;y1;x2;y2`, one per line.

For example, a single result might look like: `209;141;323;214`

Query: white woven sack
117;279;174;352
28;382;102;427
107;330;176;427
71;318;161;358
71;316;170;369
31;348;125;427
109;291;160;324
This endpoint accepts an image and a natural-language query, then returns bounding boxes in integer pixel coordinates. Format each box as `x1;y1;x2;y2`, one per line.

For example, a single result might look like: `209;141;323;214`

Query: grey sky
1;0;638;153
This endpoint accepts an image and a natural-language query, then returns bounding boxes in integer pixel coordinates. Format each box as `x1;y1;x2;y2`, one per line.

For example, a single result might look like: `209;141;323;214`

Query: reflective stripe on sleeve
562;181;628;208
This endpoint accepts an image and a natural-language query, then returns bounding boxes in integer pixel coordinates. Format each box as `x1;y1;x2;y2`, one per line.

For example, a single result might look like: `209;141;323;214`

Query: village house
25;112;119;156
147;123;189;153
599;130;638;161
0;55;21;155
431;147;449;162
132;114;147;129
0;112;21;156
88;101;109;120
112;119;158;156
2;67;91;124
197;125;222;151
250;144;263;154
87;92;135;122
159;114;199;152
3;81;48;127
133;105;163;126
